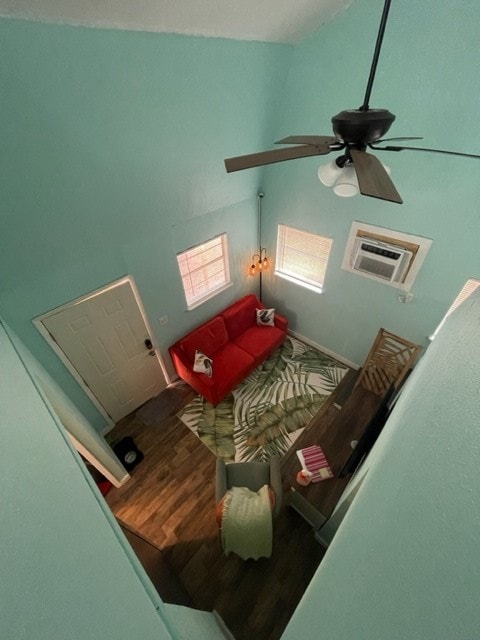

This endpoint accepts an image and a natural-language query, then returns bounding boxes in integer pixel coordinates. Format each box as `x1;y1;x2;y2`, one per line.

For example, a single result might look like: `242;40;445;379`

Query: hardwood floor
105;372;358;640
119;522;194;607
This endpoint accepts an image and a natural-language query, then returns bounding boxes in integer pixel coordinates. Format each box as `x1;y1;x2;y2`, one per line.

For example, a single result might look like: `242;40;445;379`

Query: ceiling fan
224;0;480;204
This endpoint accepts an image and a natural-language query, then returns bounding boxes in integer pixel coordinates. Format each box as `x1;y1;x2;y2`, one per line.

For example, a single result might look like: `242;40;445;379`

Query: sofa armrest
169;344;218;403
274;313;288;333
169;345;193;381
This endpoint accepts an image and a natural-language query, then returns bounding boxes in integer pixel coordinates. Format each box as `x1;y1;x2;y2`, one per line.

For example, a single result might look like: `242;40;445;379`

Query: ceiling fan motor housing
332;109;395;145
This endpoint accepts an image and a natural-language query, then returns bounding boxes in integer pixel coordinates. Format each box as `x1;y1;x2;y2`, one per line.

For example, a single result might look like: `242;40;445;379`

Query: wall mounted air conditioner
342;222;432;290
351;237;413;284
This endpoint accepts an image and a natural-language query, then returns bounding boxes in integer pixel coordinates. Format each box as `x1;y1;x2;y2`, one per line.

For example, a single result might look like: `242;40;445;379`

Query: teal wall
282;291;480;640
261;0;480;364
0;320;173;639
1;1;479;428
6;321;130;484
0;19;291;430
1;4;480;638
0;320;241;639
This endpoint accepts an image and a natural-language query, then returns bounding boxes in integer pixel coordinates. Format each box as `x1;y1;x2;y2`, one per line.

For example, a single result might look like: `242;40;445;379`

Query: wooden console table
281;385;382;529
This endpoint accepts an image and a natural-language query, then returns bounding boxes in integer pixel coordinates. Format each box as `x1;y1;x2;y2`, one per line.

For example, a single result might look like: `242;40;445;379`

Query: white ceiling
0;0;352;43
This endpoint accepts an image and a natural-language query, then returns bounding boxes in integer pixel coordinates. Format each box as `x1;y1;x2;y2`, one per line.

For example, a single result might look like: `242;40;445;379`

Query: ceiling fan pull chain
360;0;392;111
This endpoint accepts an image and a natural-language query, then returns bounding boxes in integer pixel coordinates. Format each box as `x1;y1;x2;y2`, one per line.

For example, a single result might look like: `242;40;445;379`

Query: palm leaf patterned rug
177;336;348;462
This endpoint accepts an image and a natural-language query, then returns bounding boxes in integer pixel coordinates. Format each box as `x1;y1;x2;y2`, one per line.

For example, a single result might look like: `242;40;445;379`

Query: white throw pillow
256;308;275;327
193;350;213;378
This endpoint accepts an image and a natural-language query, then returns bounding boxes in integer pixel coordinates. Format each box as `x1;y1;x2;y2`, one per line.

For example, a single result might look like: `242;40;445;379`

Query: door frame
33;274;170;432
68;432;130;488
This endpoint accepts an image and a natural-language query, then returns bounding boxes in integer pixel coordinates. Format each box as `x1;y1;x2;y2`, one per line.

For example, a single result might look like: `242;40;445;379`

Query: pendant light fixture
248;192;269;300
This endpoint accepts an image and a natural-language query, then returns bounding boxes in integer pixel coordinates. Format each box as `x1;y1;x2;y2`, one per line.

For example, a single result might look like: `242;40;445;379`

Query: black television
338;383;396;478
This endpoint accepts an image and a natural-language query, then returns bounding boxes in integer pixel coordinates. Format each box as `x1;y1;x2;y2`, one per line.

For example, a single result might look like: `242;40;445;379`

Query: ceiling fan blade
374;136;423;143
350;148;403;204
275;135;337;147
225;144;331;173
370;144;480;159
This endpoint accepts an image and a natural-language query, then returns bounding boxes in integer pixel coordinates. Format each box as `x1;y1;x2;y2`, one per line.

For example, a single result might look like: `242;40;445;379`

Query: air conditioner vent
342;222;432;290
352;238;412;283
355;255;399;280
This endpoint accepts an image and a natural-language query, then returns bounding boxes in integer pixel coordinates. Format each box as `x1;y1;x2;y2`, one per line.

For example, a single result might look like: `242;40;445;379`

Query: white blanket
221;484;272;560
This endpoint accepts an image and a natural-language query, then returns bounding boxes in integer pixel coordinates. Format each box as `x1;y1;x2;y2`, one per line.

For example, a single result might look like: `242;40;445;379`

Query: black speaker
113;436;144;471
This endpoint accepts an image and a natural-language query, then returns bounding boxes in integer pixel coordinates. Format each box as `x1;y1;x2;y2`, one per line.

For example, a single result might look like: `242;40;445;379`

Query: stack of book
296;445;334;483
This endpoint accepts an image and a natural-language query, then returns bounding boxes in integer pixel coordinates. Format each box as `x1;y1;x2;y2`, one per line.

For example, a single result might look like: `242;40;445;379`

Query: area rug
136;382;191;427
177;336;348;462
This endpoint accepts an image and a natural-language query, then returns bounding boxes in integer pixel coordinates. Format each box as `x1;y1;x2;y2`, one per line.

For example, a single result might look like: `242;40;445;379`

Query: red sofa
169;294;288;405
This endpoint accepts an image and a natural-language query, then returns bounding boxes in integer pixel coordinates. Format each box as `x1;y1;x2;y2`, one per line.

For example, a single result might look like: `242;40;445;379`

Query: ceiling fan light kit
333;165;359;198
224;0;480;204
318;156;391;198
317;158;344;186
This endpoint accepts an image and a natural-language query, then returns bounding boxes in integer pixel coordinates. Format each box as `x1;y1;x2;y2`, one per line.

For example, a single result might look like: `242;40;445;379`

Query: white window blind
275;224;333;293
177;234;231;309
431;277;480;339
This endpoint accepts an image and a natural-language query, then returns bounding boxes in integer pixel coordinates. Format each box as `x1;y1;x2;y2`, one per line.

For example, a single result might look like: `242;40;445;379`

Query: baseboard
287;329;359;370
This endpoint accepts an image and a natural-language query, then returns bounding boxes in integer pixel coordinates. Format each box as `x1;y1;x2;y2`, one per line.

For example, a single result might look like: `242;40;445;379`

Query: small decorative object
193;350;213;378
256;308;275;326
296;469;313;486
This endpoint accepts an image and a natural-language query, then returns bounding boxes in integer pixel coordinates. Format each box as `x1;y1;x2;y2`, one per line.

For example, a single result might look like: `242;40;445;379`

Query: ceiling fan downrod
360;0;392;111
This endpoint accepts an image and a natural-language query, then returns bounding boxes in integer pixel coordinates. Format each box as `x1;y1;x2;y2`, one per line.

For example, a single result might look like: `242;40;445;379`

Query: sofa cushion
234;325;285;361
180;316;229;362
222;294;258;341
210;342;255;398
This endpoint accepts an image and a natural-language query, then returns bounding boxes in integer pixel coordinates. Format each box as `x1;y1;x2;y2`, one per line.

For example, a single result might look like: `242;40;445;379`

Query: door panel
42;280;167;422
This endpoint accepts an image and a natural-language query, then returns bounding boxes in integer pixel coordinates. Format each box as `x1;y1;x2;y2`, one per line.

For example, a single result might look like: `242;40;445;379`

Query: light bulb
333;165;359;197
317;159;343;186
319;156;392;198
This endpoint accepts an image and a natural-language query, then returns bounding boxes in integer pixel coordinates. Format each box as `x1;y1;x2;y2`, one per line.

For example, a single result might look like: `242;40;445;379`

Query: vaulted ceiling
0;0;352;43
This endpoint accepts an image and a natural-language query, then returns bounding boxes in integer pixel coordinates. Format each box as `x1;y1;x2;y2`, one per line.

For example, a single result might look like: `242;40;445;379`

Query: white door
40;278;168;422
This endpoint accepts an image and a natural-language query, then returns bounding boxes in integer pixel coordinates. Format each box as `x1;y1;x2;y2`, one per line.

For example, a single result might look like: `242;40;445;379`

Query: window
177;234;231;310
275;224;333;294
430;277;480;339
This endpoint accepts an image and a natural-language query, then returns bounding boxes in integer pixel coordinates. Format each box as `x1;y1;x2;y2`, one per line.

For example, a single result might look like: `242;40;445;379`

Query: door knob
144;338;155;355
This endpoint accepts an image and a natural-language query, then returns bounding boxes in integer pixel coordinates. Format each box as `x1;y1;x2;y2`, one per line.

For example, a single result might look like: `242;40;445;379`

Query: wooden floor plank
104;374;359;639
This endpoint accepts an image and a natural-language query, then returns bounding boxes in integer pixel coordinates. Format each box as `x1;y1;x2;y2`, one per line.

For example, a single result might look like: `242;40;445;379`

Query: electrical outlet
159;315;168;326
397;291;414;304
